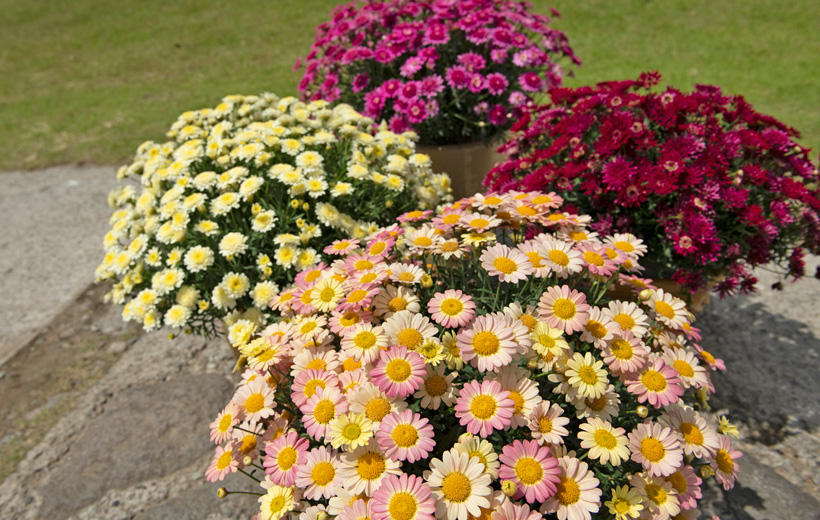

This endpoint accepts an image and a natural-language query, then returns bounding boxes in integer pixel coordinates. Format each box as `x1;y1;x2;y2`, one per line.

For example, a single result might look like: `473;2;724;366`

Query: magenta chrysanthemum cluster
206;191;741;520
485;72;820;295
296;0;579;145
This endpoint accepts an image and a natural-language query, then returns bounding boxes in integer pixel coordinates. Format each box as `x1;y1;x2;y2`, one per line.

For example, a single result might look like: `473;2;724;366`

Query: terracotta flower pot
417;141;503;199
607;279;714;314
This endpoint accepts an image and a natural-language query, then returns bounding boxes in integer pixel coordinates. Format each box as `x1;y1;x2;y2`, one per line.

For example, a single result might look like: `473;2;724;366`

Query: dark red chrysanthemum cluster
485;72;820;295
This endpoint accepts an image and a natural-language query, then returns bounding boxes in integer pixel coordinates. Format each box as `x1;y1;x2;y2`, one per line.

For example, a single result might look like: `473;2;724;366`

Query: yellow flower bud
699;465;715;478
302;202;310;211
638;289;654;301
290;199;300;209
385;200;394;208
216;487;227;499
501;480;517;496
421;274;433;288
242;455;253;466
636;405;649;418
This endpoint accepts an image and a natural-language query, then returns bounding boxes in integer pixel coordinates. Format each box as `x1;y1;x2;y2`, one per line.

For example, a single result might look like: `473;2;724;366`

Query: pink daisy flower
397;209;432;223
457;314;520;373
665;464;702;510
382;309;437;350
324;238;360;256
579;307;617;348
528;401;570;445
340;323;388;365
291;368;340;407
263;429;309;486
209;402;241;444
710;435;742;490
491;500;542;520
371;473;436;520
337;499;372;520
432;208;466;229
517;239;551;278
205;442;239;482
233;378;275;423
602;330;648;376
480;244;534;283
389;262;426;285
376;409;436;463
344;253;381;274
370;346;426;398
540;456;602;520
605;300;650;338
300;386;348;440
329;308;374;335
577;243;618;276
662;348;709;390
338;283;381;313
428;289;476;328
628;422;684;477
365;236;395;258
626;357;684;408
295;446;342;500
538;285;590;334
460;212;501;232
499;439;560;503
660;405;719;459
455;379;514;437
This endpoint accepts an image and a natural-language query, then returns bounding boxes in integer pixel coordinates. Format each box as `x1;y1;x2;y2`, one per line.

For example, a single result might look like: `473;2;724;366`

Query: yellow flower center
644;483;667;505
277;446;298;470
218;414;233;432
396;328;423;349
493;257;518;275
587;395;608;411
614;240;634;252
356;452;386;480
306;358;326;370
240;434;257;454
484;196;503;205
610;339;633;360
388;296;408;312
441;472;472;502
641;370;668;392
424;375;447;396
216;450;233;470
516;205;536;216
342;422;362;440
369;242;387;255
303;379;326;398
525;251;544;268
365;398;391;422
470;217;490;228
583;250;605;266
548;249;570;266
398;272;416;282
440;240;459;252
556;476;580;505
700;350;716;364
538;417;553;434
553;298;576;320
334;241;351;250
594;429;617;449
680;422;704;445
359;272;378;284
585;320;607;338
354;259;374;271
520;313;537;330
613;499;631;514
413;236;433;247
667;471;688;493
391;424;419;448
654;300;676;319
531;194;552;205
311;461;335;486
305;270;322;283
514;457;543;485
673;360;695;378
319;287;337;302
313;400;336;424
440;298;464;316
354;331;378;350
640;438;666;463
469;394;497;420
388;492;417;520
385;358;412;382
472;331;500;356
536;333;556;348
508;390;524;415
715;449;734;473
347;289;368;303
245;393;265;414
613;313;635;330
343;358;362;372
578;366;600;386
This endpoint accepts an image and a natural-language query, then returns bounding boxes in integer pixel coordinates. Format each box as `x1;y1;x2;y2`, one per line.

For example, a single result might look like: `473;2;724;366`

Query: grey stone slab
0;165;117;365
700;452;820;520
35;373;232;520
134;478;258;520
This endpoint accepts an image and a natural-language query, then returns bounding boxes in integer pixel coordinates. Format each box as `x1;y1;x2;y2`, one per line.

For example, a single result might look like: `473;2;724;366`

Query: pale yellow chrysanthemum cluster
96;93;451;335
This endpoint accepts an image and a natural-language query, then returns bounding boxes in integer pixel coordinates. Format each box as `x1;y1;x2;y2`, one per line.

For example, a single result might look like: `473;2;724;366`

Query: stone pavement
0;165;117;366
0;166;818;519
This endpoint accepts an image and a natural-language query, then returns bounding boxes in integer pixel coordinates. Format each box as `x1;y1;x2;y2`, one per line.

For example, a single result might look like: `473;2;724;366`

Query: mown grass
0;0;817;171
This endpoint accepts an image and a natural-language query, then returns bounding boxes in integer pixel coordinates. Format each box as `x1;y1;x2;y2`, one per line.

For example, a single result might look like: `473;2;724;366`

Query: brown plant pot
607;279;714;314
417;141;504;199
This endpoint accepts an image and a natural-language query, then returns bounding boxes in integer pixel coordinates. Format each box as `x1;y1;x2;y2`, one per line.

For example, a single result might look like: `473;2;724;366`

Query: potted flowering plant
296;0;579;197
206;191;741;520
96;93;450;338
485;72;820;304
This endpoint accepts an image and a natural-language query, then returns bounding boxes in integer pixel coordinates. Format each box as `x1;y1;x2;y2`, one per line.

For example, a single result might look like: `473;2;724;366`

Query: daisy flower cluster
296;0;580;145
485;71;820;296
96;93;451;336
206;191;741;520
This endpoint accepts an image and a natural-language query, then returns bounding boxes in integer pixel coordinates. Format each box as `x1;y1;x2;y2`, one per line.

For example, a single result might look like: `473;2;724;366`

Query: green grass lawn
0;0;817;171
